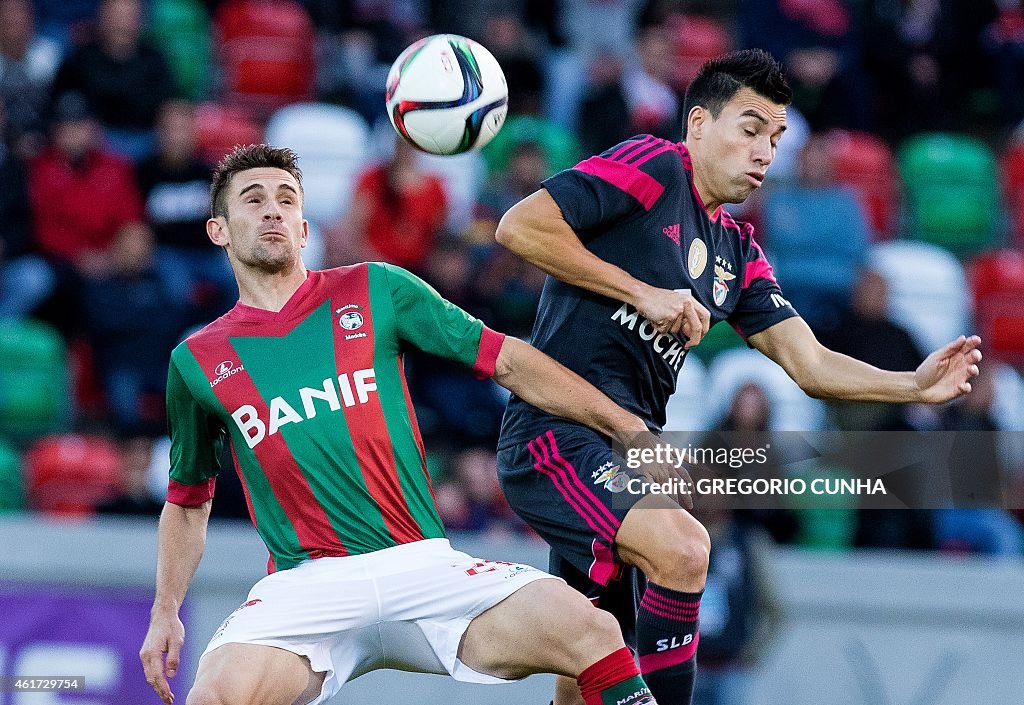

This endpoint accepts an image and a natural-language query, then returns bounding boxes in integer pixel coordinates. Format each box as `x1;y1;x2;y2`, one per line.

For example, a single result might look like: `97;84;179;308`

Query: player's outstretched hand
635;286;711;348
140;610;185;705
915;335;983;403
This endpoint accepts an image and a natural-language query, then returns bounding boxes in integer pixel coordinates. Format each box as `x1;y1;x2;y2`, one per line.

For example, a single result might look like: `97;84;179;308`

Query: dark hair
210;144;303;219
681;49;792;138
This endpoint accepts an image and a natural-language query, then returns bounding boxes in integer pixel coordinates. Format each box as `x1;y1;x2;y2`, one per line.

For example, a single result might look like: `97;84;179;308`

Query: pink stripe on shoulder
575;156;664;211
630;142;677;167
743;237;778;289
608;135;655;162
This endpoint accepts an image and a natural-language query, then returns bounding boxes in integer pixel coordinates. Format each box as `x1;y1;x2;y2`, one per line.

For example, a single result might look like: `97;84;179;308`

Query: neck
688;154;722;217
234;261;309;312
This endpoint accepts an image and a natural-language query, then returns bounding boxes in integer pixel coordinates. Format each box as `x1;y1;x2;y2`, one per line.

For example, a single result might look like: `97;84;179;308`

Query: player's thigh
188;643;325;705
458;577;624;681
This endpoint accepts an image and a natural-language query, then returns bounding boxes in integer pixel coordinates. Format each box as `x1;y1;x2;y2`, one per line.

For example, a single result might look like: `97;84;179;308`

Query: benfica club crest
713;263;736;306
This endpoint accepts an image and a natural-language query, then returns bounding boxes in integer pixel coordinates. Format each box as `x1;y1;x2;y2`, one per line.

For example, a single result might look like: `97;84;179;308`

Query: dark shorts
497;423;649;639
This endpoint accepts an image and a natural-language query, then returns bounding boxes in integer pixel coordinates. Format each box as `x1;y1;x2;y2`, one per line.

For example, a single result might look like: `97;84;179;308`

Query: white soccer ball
385;34;508;156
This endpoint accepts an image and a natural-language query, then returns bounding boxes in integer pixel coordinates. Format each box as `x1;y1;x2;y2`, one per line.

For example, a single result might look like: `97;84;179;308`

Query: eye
744;129;756;137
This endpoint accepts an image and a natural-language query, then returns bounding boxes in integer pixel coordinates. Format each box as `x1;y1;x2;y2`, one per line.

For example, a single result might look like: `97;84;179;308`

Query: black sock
635;583;701;705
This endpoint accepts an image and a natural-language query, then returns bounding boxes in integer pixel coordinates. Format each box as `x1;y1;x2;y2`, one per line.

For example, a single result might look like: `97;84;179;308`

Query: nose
754;136;774;168
262;202;283;221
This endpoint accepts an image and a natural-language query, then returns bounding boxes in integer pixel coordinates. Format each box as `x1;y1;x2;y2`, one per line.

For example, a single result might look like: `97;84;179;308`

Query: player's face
690;87;786;208
211;167;308;274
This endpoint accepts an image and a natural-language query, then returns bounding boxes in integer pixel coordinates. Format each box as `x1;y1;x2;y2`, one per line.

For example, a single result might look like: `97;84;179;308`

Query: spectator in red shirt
330;136;448;273
28;91;144;274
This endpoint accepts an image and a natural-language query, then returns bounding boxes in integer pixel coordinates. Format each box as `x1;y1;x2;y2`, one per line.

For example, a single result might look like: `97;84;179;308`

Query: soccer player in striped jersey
139;145;667;705
495;49;982;705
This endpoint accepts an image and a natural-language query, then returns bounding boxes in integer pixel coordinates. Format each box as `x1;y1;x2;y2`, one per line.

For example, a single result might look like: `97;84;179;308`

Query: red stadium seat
1001;143;1024;246
826;130;899;239
665;14;731;91
195;101;264;166
25;435;122;517
968;250;1024;364
213;0;315;117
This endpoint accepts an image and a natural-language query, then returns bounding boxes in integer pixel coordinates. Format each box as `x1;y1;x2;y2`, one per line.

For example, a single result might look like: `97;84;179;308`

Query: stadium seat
195;101;264;167
265;103;370;227
25;435;122;517
664;14;731;91
898;133;1000;255
213;0;315;117
0;321;70;440
482;115;582;178
1000;142;1024;246
705;348;827;432
761;185;869;329
827;130;899;239
867;241;972;355
968;249;1024;365
147;0;212;100
0;439;24;512
689;320;747;364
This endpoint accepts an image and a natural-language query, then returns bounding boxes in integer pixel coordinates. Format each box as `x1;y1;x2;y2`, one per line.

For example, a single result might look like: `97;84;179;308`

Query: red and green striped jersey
165;263;505;572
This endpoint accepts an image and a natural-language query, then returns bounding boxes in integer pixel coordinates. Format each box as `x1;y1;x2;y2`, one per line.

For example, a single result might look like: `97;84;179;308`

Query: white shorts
201;538;557;704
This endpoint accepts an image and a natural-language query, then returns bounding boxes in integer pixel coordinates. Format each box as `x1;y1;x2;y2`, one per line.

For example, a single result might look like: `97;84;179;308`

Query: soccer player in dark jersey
139;145;670;705
494;49;983;705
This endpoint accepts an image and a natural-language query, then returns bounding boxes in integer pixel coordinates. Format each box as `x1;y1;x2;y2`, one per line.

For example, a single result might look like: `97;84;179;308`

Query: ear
300;219;309;249
207;217;228;247
687;105;706;140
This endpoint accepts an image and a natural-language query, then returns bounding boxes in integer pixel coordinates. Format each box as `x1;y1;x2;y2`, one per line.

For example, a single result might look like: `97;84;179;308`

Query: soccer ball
385;34;508;155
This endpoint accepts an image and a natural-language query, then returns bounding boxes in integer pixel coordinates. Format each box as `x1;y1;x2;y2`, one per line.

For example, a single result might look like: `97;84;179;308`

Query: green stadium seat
147;0;213;101
0;321;70;440
898;133;1000;255
689;320;746;363
0;439;24;512
482;115;582;177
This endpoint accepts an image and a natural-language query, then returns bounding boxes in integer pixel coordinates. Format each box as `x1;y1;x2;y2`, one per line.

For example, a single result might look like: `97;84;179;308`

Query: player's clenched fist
140;610;185;704
634;285;711;347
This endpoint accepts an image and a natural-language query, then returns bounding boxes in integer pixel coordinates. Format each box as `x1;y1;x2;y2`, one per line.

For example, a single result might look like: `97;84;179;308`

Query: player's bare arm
496;189;711;346
491;337;694;508
140;500;212;705
749;317;982;403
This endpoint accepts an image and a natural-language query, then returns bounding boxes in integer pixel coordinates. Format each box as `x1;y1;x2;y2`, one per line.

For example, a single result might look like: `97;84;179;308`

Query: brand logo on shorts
211;360;244;387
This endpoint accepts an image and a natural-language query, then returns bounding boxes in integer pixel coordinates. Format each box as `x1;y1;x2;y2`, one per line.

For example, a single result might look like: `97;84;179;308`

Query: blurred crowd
0;0;1023;578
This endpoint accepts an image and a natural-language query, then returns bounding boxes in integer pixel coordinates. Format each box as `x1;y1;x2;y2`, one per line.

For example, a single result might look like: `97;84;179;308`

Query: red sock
578;647;657;705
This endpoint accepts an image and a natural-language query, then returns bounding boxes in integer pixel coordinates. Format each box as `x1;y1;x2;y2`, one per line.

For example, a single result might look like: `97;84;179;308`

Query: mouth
259;230;286;241
745;172;765;187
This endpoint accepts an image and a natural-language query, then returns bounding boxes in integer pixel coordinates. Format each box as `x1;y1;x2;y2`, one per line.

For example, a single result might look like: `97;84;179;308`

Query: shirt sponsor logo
687;238;708;278
230;368;378;448
610;303;686;372
211;361;244;387
713;256;736;307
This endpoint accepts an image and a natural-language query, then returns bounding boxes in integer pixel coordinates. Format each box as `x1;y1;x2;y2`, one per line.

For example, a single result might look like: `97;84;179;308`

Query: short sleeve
381;263;506;379
166;354;225;506
542;135;679;239
728;230;800;340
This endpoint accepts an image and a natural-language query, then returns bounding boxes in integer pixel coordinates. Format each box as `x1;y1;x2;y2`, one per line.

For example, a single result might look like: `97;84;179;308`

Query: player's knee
571;606;626;668
185;683;232;705
644;513;710;586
